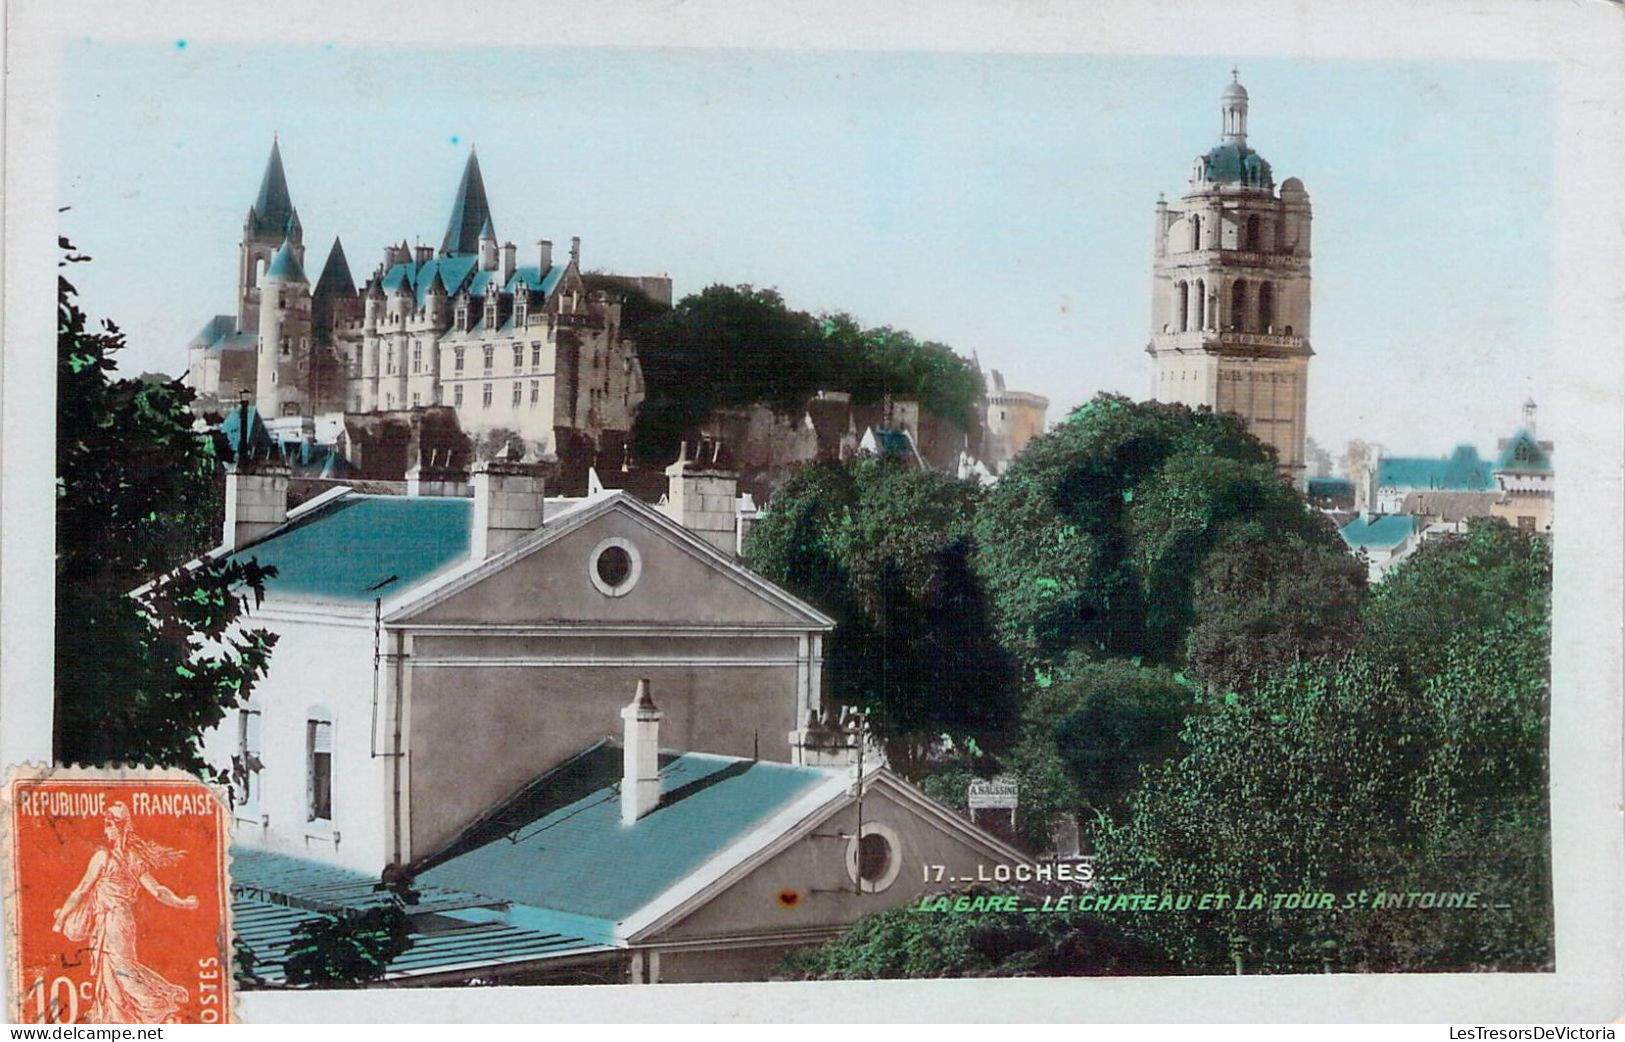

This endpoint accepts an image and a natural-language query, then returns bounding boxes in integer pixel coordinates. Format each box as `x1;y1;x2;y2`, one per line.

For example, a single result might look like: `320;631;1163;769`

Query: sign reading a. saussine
967;777;1019;810
3;768;233;1025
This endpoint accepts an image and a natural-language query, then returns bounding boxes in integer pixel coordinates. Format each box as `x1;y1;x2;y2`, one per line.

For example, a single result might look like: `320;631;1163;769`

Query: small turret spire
1221;70;1249;145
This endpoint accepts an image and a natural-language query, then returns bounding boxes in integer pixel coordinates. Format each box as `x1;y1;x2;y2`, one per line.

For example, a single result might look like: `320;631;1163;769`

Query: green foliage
1185;520;1367;693
973;394;1335;671
1092;525;1552;972
1360;519;1550;683
631;285;983;463
777;887;1177;979
1020;657;1196;838
55;240;278;771
281;904;414;988
743;456;1015;774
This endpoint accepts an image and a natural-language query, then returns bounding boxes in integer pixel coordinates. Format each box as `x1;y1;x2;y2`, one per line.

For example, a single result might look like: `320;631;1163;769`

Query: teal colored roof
221;405;275;460
230;847;611;984
227;493;471;601
1306;476;1354;498
189;314;235;352
868;429;914;457
441;150;494;256
1339;514;1416;550
1201;142;1273;188
248;139;294;239
505;264;564;297
379;255;481;307
417;744;831;923
1494;428;1553;474
265;237;307;284
1376;445;1494;492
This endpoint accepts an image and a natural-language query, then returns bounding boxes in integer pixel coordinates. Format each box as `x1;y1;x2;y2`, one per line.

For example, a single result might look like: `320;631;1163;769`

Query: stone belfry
1147;72;1313;484
238;138;304;334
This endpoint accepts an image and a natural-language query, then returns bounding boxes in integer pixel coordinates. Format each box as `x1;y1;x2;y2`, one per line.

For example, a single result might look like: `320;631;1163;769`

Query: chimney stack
538;239;553;272
223;459;290;550
470;458;544;558
405;451;469;498
621;679;663;825
659;439;740;556
569;236;581;267
500;242;517;284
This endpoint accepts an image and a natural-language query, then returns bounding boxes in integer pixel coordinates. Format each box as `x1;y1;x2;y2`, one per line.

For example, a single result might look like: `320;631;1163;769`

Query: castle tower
256;235;311;417
238;139;302;333
1147;72;1313;485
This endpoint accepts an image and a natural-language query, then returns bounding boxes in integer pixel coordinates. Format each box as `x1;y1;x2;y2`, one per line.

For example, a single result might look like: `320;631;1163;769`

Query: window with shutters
307;717;332;823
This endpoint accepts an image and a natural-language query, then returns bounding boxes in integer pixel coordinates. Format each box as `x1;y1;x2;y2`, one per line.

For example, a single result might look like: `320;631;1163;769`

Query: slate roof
225;493;472;601
265;237;307;284
1200;141;1273;189
248;140;294;239
230;847;613;985
1339;514;1417;551
311;237;356;299
416;743;831;924
1493;428;1553;475
1399;490;1501;521
1375;445;1495;492
441;150;494;256
189;315;236;352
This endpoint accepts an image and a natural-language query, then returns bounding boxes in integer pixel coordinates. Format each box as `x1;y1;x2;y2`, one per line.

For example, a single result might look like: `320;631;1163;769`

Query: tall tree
55;240;277;771
973;394;1338;670
744;456;1015;774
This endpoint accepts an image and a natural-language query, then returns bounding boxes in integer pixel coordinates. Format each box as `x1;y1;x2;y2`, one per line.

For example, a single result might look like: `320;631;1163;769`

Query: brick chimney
470;459;544;559
223;460;290;550
620;679;663;825
659;439;739;556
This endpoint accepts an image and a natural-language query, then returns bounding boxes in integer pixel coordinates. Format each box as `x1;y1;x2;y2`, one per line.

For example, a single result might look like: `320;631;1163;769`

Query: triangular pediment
387;493;833;630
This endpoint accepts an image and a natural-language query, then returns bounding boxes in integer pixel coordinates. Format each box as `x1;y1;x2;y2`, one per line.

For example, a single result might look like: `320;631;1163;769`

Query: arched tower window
1258;281;1275;332
1230;280;1247;331
1176;281;1189;332
1245;215;1261;250
1194;279;1206;330
1190;215;1203;251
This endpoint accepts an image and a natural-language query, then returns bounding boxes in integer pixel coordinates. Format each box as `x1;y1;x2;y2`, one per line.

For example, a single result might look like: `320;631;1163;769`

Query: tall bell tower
1147;71;1313;485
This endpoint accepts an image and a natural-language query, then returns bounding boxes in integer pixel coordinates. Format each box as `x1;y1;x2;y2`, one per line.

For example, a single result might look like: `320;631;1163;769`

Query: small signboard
967;776;1018;810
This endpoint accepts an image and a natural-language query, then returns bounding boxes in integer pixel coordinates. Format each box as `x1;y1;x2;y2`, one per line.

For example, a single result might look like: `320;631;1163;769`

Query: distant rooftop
1376;445;1495;493
1339;513;1417;551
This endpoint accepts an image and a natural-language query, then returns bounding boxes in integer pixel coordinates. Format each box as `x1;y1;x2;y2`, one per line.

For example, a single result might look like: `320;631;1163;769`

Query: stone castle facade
1147;73;1313;484
186;141;664;456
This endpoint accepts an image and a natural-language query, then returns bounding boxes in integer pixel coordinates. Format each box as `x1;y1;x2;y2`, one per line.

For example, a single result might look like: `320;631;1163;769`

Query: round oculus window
845;822;902;893
588;537;642;597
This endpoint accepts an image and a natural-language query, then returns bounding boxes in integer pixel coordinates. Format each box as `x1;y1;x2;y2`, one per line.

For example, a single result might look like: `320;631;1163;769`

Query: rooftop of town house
414;741;835;925
1338;513;1418;551
1375;444;1496;492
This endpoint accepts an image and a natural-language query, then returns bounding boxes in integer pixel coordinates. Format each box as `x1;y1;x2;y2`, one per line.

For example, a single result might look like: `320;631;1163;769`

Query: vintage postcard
3;0;1623;1025
2;768;233;1024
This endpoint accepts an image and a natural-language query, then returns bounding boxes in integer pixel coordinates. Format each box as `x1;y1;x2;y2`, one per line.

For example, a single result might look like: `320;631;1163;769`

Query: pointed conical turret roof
312;237;356;298
264;235;307;284
250;138;295;239
441;150;494;256
479;216;495;241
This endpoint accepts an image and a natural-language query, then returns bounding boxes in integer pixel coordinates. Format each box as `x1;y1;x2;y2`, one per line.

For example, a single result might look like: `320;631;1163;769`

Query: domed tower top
1191;69;1273;191
1221;68;1249;144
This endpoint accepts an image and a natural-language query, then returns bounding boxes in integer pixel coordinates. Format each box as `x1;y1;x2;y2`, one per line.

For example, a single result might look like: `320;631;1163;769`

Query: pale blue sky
59;41;1552;456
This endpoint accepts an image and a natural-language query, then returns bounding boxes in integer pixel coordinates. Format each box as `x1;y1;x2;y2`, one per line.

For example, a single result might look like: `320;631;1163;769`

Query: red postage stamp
2;767;233;1024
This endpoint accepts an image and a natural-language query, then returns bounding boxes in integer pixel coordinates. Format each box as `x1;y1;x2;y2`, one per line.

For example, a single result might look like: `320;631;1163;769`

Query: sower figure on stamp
51;803;199;1023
